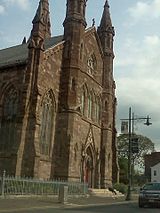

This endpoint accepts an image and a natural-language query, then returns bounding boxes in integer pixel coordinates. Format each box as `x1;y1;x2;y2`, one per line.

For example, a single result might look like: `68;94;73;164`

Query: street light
121;107;152;201
144;115;152;126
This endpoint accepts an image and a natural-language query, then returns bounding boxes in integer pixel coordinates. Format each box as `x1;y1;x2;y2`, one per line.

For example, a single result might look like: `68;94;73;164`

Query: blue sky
0;0;160;151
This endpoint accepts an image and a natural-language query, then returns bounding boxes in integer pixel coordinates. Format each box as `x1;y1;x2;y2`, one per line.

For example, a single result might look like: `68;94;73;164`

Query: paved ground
0;195;137;212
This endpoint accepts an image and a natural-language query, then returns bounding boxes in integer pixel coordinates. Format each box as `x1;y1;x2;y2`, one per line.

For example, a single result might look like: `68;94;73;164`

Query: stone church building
0;0;118;188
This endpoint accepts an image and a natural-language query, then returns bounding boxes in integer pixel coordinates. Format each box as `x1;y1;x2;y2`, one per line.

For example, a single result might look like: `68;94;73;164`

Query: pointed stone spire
31;0;51;41
105;0;109;8
98;0;114;35
22;37;26;44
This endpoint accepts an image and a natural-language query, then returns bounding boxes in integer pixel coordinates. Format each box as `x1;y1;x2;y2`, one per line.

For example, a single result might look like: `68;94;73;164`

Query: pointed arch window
95;97;101;124
91;93;95;121
0;86;18;151
81;85;88;117
87;54;97;76
40;91;55;156
80;43;84;60
71;77;76;91
81;88;85;115
95;100;98;122
87;93;92;119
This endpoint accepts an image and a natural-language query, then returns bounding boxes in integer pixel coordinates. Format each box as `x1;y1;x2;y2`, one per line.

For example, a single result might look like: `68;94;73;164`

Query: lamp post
121;107;152;201
126;107;132;201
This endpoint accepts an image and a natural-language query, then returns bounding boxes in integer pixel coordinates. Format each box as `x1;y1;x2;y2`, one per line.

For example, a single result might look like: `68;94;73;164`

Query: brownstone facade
0;0;118;188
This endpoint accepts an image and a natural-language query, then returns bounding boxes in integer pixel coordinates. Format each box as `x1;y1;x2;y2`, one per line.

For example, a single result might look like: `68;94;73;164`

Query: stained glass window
0;87;18;151
40;91;54;156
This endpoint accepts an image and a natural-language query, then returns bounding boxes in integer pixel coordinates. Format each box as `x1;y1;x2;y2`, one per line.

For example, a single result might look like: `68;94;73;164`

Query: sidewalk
0;196;60;212
0;194;137;212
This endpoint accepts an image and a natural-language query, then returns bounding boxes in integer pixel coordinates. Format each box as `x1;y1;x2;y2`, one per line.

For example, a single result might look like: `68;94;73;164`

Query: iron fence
0;171;88;198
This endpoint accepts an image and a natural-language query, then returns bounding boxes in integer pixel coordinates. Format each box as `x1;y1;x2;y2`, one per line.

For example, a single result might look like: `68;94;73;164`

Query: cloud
129;2;149;19
2;0;30;10
0;5;5;14
116;34;160;100
115;34;160;150
144;35;160;46
128;0;160;22
116;35;160;69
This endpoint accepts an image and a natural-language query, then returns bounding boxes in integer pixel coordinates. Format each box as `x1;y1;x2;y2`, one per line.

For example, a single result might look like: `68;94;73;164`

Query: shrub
113;183;128;194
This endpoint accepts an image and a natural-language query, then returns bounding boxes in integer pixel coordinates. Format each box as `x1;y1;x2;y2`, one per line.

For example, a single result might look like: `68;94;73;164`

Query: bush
113;183;128;194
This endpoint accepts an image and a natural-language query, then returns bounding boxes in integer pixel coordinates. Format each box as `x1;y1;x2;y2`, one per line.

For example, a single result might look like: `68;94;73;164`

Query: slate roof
0;35;63;69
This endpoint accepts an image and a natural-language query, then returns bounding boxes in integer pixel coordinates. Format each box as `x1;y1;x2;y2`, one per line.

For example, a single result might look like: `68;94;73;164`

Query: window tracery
3;88;18;118
0;86;18;151
87;54;96;75
81;86;101;124
40;91;55;156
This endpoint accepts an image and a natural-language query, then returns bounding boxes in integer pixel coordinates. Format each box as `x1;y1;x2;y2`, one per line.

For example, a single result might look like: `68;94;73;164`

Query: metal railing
0;171;88;198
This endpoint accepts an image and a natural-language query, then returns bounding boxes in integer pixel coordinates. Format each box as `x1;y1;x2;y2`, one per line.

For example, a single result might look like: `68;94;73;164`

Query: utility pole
126;107;132;201
121;107;152;201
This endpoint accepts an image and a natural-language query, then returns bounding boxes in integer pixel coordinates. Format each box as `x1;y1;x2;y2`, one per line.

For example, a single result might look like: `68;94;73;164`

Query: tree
118;156;128;184
117;134;155;169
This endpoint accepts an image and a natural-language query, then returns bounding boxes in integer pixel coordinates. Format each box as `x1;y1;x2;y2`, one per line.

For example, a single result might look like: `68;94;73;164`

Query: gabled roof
0;35;63;69
151;161;160;168
85;27;103;57
0;43;28;69
45;35;63;49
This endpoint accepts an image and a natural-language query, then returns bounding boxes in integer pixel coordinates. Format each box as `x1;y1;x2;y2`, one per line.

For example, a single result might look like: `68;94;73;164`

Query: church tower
61;0;87;107
60;0;87;106
19;0;52;177
53;0;87;180
97;0;116;187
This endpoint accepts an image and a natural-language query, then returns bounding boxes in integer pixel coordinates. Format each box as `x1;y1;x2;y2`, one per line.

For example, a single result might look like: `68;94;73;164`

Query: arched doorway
82;146;94;188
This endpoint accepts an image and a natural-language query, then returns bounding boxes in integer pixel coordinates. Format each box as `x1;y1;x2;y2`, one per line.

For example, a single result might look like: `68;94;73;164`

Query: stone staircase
88;188;124;198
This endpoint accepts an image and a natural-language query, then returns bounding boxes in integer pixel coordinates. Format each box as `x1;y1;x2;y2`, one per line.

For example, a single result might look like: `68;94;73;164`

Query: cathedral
0;0;118;188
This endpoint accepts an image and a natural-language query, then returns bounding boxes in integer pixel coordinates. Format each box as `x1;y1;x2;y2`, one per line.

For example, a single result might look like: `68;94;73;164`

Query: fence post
58;185;68;204
83;182;88;195
1;170;6;198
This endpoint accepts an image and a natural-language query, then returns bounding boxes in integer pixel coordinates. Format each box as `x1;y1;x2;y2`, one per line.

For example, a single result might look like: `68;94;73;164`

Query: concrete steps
88;188;124;198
